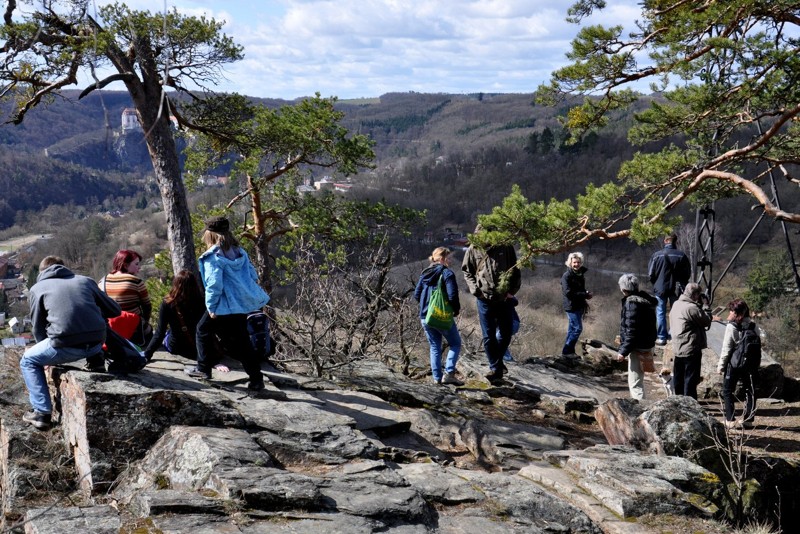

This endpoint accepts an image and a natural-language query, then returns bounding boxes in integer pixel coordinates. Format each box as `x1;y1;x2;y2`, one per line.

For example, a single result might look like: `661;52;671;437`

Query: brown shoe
442;372;464;386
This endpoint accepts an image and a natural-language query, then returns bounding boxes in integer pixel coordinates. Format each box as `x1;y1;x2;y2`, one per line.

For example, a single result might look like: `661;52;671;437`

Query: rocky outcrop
594;395;800;531
2;341;796;533
595;396;726;470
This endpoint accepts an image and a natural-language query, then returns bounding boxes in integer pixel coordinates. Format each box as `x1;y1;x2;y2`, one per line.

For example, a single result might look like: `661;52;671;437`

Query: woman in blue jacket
185;216;270;391
414;247;462;385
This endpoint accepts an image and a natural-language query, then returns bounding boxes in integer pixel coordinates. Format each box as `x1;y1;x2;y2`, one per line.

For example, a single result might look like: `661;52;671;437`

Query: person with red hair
100;249;152;345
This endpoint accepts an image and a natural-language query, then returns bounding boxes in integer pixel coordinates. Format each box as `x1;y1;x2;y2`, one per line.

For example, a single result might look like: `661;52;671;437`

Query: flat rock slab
254;422;379;467
539;445;717;518
451;469;603;534
330;359;464;408
128;489;229;517
305;389;412;435
396;463;484;504
23;505;120;533
406;407;564;468
510;363;614;406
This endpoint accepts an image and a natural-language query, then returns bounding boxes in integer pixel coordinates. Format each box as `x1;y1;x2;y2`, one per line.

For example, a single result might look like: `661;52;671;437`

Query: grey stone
396;463;484;504
23;505;120;533
237;513;386;533
128;489;228;517
207;466;324;511
114;425;274;501
318;460;434;522
510;362;614;406
145;513;246;533
58;370;248;493
453;470;603;533
254;423;379;466
595;396;726;470
306;389;412;434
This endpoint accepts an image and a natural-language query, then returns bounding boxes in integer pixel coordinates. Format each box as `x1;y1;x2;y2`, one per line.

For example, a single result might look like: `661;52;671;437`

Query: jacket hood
200;246;247;270
623;291;657;306
37;264;75;283
419;264;445;286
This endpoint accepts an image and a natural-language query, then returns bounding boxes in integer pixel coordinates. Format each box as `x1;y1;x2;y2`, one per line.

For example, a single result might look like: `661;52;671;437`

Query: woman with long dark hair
144;270;204;361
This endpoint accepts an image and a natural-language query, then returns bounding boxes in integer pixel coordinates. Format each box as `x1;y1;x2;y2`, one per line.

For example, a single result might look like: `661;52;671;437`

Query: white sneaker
739;418;755;429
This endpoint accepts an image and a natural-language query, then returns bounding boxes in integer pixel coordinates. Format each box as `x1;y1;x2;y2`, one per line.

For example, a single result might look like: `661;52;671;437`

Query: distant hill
0;90;795;252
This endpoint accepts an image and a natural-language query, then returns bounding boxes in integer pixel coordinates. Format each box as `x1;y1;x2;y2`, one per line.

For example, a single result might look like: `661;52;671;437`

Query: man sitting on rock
20;256;121;430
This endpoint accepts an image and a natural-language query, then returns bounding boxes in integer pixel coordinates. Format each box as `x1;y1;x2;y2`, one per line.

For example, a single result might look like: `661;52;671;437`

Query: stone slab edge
518;463;657;534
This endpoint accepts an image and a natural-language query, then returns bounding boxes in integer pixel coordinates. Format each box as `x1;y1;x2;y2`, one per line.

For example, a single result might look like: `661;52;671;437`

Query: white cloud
89;0;643;99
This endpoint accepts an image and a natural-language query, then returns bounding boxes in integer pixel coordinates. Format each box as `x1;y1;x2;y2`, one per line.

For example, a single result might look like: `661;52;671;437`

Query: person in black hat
185;216;270;392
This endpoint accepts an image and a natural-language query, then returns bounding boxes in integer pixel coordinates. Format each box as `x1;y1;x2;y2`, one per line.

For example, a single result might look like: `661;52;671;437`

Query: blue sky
95;1;642;100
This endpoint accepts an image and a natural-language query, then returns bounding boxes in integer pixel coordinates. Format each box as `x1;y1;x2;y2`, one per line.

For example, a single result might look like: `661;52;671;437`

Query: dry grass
453;267;625;359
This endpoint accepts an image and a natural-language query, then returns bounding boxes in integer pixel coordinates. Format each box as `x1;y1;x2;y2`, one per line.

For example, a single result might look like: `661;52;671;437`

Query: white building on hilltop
121;108;141;131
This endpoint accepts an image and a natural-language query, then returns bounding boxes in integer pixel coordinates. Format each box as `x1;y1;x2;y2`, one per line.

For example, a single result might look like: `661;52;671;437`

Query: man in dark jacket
648;234;691;345
462;227;521;383
615;274;658;400
20;256;121;430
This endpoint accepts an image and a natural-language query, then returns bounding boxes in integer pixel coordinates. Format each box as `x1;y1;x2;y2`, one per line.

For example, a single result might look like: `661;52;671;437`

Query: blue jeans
421;321;461;381
655;294;677;342
562;310;584;355
476;299;513;371
21;338;103;413
497;308;520;361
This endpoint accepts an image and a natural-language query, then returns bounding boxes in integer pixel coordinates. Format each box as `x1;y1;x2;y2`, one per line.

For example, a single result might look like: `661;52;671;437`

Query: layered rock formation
1;340;797;533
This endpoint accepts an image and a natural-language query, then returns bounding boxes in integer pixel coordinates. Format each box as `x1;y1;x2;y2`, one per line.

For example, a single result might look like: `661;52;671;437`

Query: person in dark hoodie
21;256;121;430
614;274;658;400
561;252;592;356
415;247;462;385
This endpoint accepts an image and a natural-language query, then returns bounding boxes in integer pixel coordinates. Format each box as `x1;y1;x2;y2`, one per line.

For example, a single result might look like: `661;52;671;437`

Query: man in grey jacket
668;282;712;399
21;256;121;430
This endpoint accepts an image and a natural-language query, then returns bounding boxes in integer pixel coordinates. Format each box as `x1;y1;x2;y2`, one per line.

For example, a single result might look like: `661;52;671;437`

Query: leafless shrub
272;238;422;377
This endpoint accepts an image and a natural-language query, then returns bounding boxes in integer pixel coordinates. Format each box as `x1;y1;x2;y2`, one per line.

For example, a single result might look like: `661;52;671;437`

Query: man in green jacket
462;228;521;384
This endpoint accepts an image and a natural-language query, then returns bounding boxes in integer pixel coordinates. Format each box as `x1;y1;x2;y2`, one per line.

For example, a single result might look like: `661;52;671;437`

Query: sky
89;0;643;100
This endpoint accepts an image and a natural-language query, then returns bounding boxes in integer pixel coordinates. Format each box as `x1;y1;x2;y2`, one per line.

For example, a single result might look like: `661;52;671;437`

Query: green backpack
425;276;454;330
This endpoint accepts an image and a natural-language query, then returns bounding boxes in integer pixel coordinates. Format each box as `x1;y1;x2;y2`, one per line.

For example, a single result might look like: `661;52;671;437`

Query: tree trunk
248;176;272;291
132;95;197;276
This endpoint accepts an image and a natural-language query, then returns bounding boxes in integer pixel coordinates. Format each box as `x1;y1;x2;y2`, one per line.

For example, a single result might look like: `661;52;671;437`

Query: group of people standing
415;231;759;429
20;217;759;433
19;216;269;431
414;227;522;386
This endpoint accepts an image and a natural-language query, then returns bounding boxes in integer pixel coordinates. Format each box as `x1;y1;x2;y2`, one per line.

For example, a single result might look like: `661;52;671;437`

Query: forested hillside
1;89;797;253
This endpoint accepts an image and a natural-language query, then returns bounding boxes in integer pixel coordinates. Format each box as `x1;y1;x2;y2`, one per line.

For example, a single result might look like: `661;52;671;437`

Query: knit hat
205;216;229;233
